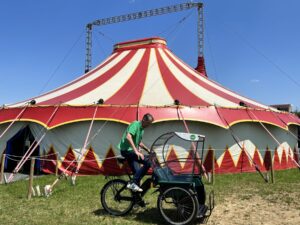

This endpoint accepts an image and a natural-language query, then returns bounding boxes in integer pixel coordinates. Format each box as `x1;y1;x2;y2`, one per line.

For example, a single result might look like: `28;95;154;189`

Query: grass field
0;169;299;225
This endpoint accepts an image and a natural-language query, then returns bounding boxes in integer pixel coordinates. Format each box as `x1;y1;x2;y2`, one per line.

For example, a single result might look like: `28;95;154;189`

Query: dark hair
142;113;154;122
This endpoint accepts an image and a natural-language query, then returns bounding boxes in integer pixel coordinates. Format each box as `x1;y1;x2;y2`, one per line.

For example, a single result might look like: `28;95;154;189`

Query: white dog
44;185;52;197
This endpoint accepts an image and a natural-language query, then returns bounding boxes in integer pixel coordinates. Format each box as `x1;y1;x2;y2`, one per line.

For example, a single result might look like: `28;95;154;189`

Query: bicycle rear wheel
157;186;198;225
100;179;134;216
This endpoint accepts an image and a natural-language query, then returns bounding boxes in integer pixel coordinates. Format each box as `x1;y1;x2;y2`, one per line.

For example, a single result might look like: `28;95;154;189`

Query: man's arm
126;133;144;160
139;142;150;153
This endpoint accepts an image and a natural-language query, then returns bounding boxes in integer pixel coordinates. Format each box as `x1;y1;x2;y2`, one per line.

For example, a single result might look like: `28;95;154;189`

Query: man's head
141;113;154;128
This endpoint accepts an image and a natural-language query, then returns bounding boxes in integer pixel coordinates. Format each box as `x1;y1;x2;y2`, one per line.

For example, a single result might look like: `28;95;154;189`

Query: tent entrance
4;126;41;174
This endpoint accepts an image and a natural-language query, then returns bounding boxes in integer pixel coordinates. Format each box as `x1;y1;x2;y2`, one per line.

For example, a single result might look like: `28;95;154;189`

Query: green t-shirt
118;121;144;151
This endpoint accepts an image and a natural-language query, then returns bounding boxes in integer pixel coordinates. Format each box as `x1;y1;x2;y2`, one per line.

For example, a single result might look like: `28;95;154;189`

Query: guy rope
72;104;99;184
45;104;99;195
270;109;300;147
7;104;60;183
176;103;208;179
214;105;269;183
246;108;300;169
0;102;31;139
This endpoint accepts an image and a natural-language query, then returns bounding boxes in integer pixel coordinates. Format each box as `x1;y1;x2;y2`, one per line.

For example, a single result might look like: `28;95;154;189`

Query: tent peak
113;37;167;52
195;56;207;77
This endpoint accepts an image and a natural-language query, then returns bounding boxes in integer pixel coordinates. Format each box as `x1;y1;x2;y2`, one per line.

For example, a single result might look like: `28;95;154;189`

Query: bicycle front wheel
100;179;134;216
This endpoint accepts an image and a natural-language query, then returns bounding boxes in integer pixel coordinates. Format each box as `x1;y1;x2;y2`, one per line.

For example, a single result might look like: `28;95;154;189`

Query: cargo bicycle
100;132;214;225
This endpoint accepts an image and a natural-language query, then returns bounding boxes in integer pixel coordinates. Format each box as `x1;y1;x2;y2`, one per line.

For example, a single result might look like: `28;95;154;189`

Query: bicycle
100;132;214;225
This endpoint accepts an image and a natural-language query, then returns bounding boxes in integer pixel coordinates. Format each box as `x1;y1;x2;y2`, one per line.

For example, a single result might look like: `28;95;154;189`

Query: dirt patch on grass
207;194;300;225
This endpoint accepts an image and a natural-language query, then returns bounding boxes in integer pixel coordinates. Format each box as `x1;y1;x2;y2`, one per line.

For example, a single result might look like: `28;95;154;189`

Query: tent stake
0;154;5;184
270;152;275;184
27;158;35;199
212;149;215;185
55;160;59;176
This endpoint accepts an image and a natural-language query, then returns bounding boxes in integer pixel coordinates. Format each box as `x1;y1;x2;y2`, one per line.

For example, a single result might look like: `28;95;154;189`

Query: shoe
126;182;143;192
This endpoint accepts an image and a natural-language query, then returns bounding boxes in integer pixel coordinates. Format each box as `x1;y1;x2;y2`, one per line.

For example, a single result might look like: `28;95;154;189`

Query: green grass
0;169;300;224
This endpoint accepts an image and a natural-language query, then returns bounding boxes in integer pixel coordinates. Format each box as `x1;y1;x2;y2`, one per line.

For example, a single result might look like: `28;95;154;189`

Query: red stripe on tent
42;147;58;174
60;148;77;175
77;148;101;175
273;149;282;170
106;48;150;104
163;49;261;108
203;148;214;173
155;49;209;106
166;148;183;174
263;148;272;171
253;149;265;172
287;148;295;169
39;50;137;105
101;148;123;175
280;149;288;169
236;149;254;173
216;148;236;174
182;149;200;174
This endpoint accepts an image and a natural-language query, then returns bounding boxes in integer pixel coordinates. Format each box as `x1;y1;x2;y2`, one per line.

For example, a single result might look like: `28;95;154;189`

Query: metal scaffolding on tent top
84;1;204;73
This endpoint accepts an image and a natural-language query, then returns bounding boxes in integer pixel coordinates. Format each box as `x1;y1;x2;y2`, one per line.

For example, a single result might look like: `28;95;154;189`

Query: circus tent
0;37;299;175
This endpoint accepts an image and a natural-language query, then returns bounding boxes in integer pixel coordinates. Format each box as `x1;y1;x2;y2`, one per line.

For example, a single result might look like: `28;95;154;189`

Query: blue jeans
121;150;151;185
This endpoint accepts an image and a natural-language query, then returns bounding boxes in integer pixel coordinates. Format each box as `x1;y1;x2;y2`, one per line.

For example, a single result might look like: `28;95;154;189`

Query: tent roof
8;37;272;109
1;37;300;129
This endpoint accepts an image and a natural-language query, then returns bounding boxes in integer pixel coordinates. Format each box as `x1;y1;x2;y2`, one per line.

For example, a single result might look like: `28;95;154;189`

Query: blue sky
0;0;299;109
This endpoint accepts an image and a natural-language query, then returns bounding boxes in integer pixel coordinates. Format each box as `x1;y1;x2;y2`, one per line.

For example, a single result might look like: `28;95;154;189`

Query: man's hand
126;133;146;160
139;142;150;153
137;152;144;160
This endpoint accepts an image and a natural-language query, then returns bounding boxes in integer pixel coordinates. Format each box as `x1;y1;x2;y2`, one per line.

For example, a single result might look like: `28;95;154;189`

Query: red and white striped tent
1;37;299;175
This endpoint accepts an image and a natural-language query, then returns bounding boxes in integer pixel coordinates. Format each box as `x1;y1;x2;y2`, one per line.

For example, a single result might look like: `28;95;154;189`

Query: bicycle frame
110;156;156;203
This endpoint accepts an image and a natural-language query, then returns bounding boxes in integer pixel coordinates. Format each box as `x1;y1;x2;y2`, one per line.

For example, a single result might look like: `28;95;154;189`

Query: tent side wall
20;120;299;175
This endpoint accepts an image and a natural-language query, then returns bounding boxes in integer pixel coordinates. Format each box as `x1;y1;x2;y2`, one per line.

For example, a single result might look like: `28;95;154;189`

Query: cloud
250;79;260;83
129;0;136;3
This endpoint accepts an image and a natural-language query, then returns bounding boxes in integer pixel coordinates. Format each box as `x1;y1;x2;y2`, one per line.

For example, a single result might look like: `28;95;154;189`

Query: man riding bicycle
118;113;154;192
